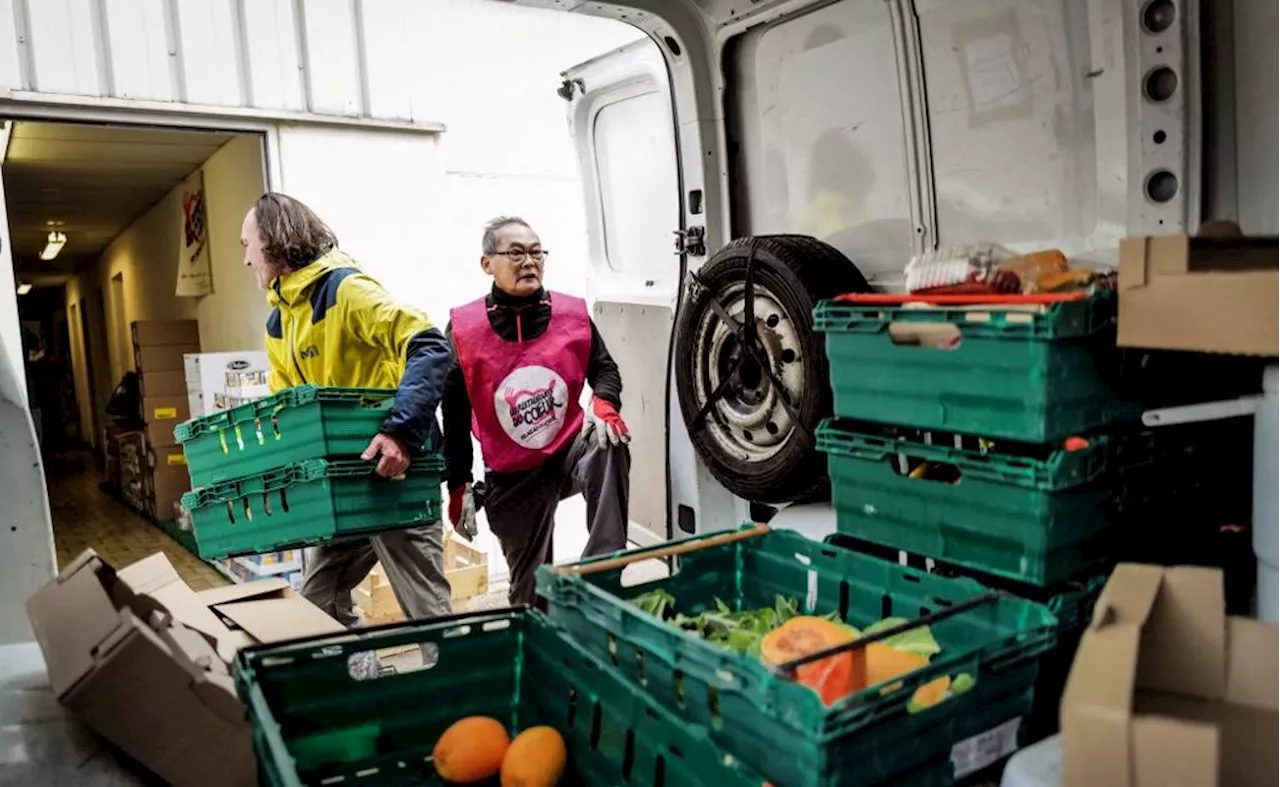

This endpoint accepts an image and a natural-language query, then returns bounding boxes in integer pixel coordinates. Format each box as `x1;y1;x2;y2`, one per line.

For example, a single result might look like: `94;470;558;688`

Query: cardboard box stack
26;549;344;787
133;320;200;522
1117;233;1279;356
184;351;270;418
1061;563;1278;787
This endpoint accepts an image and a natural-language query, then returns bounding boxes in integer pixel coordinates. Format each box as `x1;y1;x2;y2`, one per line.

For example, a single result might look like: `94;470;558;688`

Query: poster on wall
175;170;214;297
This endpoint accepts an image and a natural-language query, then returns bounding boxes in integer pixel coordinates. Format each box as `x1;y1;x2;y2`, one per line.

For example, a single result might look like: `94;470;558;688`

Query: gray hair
482;216;532;255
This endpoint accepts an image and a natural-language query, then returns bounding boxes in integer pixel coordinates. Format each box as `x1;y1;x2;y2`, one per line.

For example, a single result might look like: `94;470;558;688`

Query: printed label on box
951;716;1021;779
153;407;179;420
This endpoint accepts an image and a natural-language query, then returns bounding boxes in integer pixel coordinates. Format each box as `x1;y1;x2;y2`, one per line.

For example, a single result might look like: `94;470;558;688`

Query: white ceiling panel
2;121;235;277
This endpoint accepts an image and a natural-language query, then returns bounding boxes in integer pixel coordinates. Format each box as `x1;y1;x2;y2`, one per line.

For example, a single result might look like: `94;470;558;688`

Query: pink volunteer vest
451;292;593;473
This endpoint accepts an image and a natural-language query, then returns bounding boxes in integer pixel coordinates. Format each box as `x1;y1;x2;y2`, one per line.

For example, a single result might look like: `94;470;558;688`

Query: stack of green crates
174;385;443;560
536;528;1057;787
235;608;772;787
812;290;1134;742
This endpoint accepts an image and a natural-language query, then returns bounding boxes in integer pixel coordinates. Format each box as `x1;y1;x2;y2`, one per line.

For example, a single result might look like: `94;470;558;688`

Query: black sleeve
586;320;623;409
380;328;451;452
440;323;475;490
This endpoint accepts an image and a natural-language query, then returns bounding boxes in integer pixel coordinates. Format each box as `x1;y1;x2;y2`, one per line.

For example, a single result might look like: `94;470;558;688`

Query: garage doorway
2;119;266;588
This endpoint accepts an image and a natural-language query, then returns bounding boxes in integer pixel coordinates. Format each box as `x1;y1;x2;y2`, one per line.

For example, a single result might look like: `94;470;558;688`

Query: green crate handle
813;291;1114;341
241;607;526;667
174;385;396;443
817;423;1110;491
182;455;445;508
556;523;766;574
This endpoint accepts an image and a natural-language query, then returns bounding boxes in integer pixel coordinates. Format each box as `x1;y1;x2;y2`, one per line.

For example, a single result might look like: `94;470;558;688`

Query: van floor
45;450;228;589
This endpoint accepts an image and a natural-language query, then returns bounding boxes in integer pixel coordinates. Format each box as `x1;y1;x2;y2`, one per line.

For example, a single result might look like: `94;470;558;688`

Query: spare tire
674;235;871;503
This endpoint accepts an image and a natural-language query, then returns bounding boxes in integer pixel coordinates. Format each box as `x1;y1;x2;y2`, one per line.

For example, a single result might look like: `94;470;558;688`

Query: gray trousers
485;428;630;606
300;523;453;628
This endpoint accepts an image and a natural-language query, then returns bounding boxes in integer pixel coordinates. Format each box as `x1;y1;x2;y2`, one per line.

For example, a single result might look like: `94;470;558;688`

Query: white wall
412;0;643;305
65;134;265;438
273;1;642;321
195;135;271;351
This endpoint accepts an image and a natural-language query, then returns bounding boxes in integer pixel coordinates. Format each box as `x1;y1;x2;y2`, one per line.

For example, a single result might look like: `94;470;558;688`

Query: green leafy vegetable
861;617;942;658
629;591;929;665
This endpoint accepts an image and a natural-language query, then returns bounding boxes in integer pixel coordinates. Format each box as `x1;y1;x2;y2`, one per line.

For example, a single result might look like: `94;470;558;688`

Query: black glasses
489;249;549;263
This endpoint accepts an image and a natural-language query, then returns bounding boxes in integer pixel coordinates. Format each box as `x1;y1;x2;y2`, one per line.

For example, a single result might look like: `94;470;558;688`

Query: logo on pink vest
493;365;570;449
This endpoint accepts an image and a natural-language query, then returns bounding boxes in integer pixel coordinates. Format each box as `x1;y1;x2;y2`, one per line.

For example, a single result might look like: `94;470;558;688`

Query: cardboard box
132;319;200;347
1061;563;1278;787
146;462;191;521
188;391;206;418
26;550;344;787
137;343;201;373
142;396;191;447
186;351;271;416
1118;234;1279;356
353;534;489;624
184;350;270;384
140;369;188;398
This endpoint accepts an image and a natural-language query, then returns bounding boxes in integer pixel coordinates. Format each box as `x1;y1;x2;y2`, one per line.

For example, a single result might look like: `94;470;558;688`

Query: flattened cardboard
133;319;200;347
1061;563;1279;787
25;552;129;697
216;596;345;643
25;552;255;787
1118;234;1279;356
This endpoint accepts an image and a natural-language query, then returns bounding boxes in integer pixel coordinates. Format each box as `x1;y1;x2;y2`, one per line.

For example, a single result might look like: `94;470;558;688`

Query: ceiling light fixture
39;231;67;261
16;282;32;296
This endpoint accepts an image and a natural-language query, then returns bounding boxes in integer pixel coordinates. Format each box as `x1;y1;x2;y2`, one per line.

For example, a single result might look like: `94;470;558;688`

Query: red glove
583;396;630;447
448;484;477;540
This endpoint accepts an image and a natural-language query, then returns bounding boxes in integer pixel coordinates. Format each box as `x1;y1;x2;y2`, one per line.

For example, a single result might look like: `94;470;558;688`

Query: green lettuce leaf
862;617;942;658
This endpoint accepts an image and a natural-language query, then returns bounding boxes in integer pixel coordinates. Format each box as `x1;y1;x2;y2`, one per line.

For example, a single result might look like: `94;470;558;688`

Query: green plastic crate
536;528;1057;787
175;385;397;487
819;420;1115;586
1020;574;1106;744
813;294;1137;442
182;457;443;560
234;609;777;787
823;533;1108;745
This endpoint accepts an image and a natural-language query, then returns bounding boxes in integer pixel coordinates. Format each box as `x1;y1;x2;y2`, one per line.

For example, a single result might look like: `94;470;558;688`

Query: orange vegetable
865;643;950;708
501;726;567;787
761;617;867;706
911;675;952;709
434;716;510;783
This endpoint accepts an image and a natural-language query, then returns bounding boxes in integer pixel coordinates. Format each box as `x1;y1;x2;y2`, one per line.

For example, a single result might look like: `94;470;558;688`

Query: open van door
0;119;56;643
562;37;681;547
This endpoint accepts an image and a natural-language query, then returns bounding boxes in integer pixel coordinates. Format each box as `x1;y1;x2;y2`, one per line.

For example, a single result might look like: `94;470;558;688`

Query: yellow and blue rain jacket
265;249;449;451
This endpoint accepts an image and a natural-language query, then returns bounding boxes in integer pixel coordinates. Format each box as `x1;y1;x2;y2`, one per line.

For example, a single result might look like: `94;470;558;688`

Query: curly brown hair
252;193;338;269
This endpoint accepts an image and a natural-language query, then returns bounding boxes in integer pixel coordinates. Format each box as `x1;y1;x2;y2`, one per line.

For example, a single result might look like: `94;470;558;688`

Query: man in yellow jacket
242;192;452;630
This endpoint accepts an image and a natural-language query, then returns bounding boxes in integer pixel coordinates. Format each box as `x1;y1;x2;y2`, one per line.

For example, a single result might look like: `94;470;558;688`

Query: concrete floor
0;643;150;786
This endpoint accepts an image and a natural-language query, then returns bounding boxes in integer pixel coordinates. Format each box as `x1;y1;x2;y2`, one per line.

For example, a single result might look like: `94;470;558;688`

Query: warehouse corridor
44;451;226;589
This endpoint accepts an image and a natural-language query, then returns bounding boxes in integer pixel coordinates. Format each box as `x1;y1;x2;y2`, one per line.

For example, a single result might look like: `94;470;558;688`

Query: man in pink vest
441;216;631;605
